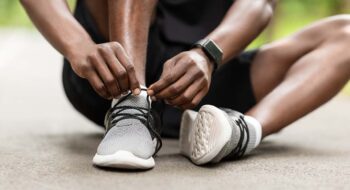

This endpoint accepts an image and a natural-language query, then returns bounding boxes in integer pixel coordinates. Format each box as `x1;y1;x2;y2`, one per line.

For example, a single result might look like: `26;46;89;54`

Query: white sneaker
93;89;162;169
180;105;257;165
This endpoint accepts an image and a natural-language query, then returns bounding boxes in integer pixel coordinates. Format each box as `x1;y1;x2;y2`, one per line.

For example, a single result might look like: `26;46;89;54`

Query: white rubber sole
93;150;155;169
180;105;232;165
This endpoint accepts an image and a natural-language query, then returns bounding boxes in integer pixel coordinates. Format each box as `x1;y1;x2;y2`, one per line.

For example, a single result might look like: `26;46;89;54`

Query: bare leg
246;15;350;137
86;0;157;86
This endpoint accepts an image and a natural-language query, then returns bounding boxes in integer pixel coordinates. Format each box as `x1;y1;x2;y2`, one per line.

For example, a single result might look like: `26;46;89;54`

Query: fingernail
164;100;170;105
151;96;157;101
133;88;141;95
147;89;154;96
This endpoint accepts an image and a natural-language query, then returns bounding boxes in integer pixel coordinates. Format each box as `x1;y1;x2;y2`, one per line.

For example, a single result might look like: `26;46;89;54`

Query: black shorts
62;1;257;138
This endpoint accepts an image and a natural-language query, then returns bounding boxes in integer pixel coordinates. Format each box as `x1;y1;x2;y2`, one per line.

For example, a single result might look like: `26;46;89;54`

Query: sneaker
180;105;257;165
93;89;162;169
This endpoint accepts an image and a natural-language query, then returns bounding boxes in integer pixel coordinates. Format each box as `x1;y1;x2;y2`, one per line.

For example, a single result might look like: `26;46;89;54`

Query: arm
148;0;275;109
208;0;276;63
21;0;140;99
108;0;158;85
20;0;92;60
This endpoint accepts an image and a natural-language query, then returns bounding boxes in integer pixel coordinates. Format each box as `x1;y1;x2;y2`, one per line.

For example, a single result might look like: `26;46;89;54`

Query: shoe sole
93;150;155;169
180;105;232;165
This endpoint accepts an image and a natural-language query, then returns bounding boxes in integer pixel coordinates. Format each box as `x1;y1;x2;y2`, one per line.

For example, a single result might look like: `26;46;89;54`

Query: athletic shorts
62;1;258;138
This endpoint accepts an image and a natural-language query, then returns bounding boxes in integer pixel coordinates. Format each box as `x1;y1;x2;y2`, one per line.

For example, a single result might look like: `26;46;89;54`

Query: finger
180;88;207;110
167;78;205;106
89;53;120;98
148;56;188;96
87;70;111;99
111;42;140;94
154;68;197;99
99;46;129;94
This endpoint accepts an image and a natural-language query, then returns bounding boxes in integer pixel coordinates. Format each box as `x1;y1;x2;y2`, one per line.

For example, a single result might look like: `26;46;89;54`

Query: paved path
0;29;349;190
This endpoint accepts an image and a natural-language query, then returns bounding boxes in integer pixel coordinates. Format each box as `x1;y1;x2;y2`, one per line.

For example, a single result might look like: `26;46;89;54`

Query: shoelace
225;114;250;160
105;89;163;156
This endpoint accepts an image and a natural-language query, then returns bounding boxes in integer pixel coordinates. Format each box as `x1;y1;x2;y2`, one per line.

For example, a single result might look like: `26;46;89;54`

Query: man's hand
68;42;140;99
148;48;214;109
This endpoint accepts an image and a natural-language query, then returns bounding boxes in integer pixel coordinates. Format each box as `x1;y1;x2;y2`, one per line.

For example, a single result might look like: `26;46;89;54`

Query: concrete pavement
0;29;349;190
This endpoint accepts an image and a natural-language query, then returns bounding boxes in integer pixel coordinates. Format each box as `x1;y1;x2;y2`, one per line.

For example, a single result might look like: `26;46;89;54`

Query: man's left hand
148;48;214;109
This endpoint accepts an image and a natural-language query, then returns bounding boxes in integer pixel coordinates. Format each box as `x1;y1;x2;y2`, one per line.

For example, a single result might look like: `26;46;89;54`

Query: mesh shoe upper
96;90;162;159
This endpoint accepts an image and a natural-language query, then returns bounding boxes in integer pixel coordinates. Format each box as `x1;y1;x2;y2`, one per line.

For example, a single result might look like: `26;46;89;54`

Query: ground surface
0;29;349;190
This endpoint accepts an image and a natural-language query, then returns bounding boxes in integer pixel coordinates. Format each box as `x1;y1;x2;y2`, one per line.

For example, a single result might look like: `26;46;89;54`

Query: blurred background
0;0;349;95
0;1;349;189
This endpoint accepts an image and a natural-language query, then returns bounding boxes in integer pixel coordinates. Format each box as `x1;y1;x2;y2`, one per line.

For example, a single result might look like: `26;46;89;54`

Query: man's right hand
68;42;140;99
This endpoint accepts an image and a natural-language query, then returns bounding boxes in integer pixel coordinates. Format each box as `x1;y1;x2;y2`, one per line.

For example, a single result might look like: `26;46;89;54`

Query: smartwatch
193;39;223;73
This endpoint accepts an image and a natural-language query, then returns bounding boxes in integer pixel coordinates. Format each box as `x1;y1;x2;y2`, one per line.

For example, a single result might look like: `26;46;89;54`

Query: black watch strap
193;39;223;73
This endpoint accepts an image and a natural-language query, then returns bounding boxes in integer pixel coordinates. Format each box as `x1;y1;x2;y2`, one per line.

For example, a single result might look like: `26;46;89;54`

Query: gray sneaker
180;105;257;165
93;89;162;169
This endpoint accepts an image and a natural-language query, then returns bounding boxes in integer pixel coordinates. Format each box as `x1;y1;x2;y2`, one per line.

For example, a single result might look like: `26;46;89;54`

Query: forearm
207;0;275;64
21;0;94;61
108;0;157;68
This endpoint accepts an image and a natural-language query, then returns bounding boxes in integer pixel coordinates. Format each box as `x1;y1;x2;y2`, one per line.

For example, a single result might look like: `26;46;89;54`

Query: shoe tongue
110;90;151;126
112;90;149;108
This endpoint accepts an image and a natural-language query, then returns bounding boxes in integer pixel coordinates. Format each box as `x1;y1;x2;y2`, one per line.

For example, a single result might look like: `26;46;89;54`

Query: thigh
250;15;350;101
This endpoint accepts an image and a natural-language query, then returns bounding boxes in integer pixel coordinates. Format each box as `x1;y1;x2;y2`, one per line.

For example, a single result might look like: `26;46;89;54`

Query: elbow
20;0;33;7
251;0;275;27
263;0;275;23
262;5;274;27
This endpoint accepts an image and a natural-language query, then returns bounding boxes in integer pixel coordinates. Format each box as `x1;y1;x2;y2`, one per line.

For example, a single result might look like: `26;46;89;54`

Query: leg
246;15;350;137
86;0;157;86
65;1;162;170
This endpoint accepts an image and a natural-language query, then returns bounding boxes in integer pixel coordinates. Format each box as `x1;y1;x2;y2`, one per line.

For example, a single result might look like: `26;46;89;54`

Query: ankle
244;115;262;148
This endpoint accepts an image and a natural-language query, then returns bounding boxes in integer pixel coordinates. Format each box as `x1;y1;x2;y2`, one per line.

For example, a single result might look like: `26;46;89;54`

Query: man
21;0;350;169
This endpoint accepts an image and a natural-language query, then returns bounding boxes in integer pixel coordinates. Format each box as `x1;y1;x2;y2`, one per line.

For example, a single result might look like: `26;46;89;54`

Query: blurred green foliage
0;0;76;27
250;0;350;46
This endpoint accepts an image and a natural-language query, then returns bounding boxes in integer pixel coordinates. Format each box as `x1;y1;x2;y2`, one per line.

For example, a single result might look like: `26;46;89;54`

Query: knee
328;16;350;72
327;15;350;28
327;15;350;42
